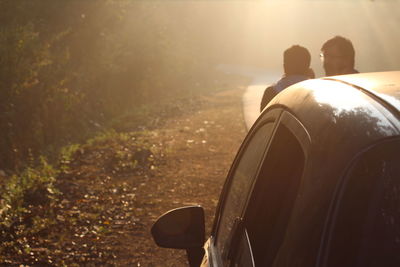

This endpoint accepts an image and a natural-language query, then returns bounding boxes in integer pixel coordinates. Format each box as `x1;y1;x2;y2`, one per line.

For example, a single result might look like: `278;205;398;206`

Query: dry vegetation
0;1;252;265
0;1;235;170
0;85;247;266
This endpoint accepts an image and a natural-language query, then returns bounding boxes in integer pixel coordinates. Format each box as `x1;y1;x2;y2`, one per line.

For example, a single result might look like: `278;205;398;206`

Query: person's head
321;36;355;76
283;45;312;77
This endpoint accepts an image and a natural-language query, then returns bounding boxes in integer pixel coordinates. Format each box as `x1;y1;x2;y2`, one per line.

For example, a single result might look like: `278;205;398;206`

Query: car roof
327;71;400;117
268;71;400;145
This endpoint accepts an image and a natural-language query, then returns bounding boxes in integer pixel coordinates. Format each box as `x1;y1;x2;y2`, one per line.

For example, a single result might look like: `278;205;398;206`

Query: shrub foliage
0;0;220;170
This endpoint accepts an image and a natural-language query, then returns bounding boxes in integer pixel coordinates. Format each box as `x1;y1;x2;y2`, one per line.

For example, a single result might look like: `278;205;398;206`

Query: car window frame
211;108;282;234
209;108;311;267
237;110;310;266
208;108;282;266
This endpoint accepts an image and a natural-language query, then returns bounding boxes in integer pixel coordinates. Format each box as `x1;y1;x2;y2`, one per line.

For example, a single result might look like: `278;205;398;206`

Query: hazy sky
179;0;400;77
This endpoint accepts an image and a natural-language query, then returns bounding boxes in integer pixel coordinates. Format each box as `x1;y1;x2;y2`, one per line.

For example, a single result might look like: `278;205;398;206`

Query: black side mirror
151;206;205;266
151;206;205;249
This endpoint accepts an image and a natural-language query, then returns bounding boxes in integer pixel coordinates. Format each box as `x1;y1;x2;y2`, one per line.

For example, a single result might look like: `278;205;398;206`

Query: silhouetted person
260;45;314;112
321;36;359;76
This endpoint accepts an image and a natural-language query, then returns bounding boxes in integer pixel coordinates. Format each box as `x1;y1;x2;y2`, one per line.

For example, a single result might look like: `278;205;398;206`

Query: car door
209;110;310;267
318;138;400;267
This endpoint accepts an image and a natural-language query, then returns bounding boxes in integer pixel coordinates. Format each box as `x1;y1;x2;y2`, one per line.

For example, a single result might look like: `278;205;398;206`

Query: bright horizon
150;0;400;77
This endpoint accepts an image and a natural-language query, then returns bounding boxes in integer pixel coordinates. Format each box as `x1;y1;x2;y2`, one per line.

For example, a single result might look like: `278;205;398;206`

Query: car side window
243;123;306;266
324;140;400;267
216;122;275;261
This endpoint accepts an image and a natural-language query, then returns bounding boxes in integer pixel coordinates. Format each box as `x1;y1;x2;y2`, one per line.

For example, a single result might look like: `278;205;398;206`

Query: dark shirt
260;74;309;112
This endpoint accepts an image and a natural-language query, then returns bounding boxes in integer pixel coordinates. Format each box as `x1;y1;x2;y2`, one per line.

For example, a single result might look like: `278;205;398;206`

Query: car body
151;71;400;267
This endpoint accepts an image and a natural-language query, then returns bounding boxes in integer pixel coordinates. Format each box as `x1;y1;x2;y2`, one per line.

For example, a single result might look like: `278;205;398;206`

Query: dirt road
1;87;247;266
132;88;247;266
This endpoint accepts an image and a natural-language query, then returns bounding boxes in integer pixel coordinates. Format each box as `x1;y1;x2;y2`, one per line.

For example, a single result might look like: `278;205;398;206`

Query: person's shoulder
265;84;276;92
263;84;278;96
275;75;308;93
260;85;278;112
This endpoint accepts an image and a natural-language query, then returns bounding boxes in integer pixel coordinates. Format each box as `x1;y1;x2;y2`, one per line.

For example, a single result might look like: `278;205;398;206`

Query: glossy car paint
204;71;400;267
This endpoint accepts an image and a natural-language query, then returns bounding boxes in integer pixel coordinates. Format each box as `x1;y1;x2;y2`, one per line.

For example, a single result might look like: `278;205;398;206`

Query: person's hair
321;35;355;68
283;45;311;76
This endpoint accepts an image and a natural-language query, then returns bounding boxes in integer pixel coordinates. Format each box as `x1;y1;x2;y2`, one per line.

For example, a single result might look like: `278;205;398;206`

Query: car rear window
325;139;400;267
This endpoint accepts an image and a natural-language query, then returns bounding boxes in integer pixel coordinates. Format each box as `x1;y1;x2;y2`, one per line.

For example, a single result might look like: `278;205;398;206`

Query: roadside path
1;83;250;266
137;88;248;266
216;64;281;129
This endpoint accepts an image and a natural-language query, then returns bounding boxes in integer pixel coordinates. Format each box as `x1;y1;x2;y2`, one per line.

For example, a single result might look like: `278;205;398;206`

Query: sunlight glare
306;79;396;133
307;80;365;112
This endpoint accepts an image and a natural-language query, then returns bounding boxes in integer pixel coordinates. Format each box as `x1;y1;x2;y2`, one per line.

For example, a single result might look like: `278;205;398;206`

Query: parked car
151;71;400;267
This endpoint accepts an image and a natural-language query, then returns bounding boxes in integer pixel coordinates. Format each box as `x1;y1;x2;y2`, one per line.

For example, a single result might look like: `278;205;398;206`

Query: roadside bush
0;1;224;171
0;158;59;255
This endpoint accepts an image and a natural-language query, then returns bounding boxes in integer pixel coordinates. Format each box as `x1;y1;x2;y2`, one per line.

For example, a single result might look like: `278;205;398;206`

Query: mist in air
1;0;400;170
134;0;400;77
2;1;400;265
